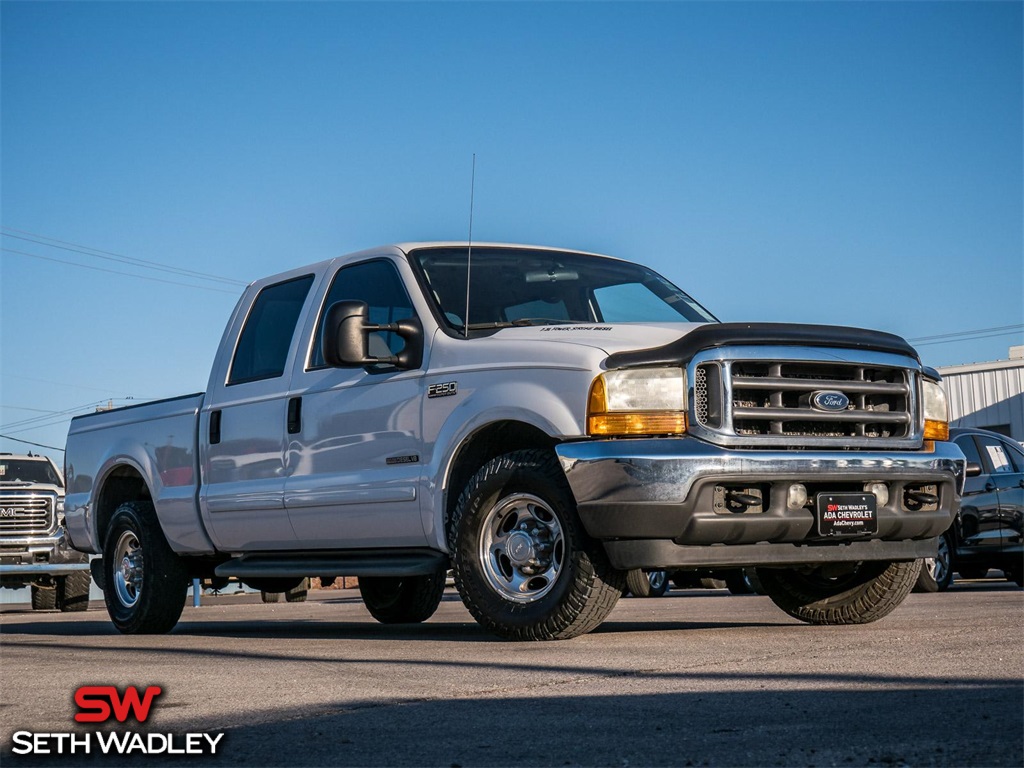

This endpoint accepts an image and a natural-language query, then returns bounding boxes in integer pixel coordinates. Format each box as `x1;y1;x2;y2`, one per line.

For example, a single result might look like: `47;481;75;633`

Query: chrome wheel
479;493;564;603
648;570;668;592
112;530;143;609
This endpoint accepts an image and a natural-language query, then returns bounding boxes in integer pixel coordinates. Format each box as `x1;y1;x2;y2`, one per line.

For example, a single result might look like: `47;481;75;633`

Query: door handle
210;410;222;445
287;397;302;435
984;481;996;492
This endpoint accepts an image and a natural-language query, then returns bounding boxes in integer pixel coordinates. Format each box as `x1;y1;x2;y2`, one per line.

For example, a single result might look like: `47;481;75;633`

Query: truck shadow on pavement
4;678;1022;767
0;613;795;641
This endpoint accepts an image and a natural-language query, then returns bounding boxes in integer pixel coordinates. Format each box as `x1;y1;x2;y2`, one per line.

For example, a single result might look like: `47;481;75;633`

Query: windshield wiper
464;318;577;330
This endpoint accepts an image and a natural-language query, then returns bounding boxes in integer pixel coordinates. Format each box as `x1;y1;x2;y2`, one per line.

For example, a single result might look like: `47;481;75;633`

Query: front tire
449;449;625;640
759;560;921;625
359;571;446;624
103;501;188;634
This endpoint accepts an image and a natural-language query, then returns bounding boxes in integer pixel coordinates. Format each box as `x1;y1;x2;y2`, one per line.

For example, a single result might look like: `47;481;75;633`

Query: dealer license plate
816;493;877;536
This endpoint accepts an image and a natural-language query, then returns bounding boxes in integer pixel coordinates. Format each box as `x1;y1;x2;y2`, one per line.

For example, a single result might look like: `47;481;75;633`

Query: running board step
214;549;448;579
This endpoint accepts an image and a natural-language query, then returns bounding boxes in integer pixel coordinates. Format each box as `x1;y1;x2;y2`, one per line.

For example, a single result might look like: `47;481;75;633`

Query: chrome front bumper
0;530;90;577
555;437;965;567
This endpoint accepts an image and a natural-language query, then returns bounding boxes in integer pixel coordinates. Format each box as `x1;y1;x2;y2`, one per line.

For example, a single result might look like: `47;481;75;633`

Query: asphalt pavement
1;581;1021;767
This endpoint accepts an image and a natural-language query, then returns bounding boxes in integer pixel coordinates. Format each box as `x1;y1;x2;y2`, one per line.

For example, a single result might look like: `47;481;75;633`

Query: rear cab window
229;276;315;385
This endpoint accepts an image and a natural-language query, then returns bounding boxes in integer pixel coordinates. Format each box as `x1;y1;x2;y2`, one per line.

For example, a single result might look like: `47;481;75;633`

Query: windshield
0;457;63;487
410;247;717;333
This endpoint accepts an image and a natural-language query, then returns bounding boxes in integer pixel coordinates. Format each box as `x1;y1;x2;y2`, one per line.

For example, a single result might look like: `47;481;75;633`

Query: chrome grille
694;365;709;425
0;493;57;536
690;350;920;449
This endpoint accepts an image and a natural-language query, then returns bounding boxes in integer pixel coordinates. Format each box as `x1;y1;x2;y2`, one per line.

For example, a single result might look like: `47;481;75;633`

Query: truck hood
479;320;920;369
486;322;705;356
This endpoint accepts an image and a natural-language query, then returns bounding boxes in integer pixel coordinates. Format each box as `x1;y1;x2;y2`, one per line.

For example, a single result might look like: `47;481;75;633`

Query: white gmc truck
64;243;966;639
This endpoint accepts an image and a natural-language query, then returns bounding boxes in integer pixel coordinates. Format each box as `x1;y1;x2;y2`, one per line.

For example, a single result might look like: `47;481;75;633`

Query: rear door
199;273;317;550
283;258;428;549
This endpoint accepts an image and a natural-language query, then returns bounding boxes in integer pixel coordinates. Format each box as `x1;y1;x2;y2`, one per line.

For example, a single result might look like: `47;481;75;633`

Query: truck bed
64;393;206;554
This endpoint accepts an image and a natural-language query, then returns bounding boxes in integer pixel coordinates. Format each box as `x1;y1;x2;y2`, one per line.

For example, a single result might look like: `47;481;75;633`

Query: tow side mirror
322;300;423;370
965;461;982;478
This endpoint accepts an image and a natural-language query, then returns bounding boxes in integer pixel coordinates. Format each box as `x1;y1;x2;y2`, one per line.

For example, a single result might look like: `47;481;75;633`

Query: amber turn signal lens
923;420;949;441
588;412;688;436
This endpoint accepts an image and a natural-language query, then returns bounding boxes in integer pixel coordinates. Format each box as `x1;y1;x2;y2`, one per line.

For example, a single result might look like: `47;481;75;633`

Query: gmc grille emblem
0;508;20;517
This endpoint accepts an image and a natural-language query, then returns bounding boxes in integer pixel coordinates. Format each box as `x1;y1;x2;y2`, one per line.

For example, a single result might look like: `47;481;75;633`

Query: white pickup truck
64;243;965;639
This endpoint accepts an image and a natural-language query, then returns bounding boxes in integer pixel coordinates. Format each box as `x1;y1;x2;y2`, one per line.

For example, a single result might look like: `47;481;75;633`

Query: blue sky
2;1;1022;464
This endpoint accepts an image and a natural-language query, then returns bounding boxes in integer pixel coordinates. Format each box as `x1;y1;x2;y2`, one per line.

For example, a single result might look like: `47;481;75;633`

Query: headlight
922;379;949;441
588;368;687;436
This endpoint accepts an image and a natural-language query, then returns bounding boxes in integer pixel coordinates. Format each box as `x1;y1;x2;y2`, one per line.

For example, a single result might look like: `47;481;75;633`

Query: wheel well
95;466;151;547
444;421;556;522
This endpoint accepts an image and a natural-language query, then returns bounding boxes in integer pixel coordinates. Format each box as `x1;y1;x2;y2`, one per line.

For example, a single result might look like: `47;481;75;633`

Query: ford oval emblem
812;391;850;412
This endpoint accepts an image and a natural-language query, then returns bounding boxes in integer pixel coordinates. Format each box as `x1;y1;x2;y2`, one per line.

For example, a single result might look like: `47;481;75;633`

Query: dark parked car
916;428;1023;591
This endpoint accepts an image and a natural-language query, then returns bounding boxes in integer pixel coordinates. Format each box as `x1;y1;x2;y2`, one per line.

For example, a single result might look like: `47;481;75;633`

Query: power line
914;330;1024;348
3;248;241;295
0;434;65;452
1;226;246;286
0;405;65;415
0;397;145;434
908;324;1023;343
1;373;130;395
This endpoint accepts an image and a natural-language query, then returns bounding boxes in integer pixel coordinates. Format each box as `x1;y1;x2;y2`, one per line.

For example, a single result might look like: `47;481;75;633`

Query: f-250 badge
428;382;458;398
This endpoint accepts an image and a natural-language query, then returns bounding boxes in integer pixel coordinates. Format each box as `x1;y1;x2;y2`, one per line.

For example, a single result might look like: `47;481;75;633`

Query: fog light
865;482;889;507
787;483;808;509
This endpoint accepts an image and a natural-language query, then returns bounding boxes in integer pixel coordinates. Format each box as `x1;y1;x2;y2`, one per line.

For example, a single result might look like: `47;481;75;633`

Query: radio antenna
463;153;476;338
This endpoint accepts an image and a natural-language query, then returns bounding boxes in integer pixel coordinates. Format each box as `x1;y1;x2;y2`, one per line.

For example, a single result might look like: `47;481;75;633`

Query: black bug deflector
604;322;920;369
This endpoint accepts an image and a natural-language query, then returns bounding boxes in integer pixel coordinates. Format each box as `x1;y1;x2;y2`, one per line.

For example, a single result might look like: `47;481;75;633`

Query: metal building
937;346;1024;442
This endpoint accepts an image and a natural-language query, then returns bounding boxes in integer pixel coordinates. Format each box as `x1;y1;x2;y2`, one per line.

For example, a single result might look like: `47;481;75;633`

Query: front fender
420;371;590;550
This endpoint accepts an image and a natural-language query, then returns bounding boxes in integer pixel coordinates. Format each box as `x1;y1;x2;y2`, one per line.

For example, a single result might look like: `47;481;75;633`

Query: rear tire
759;560;921;625
450;449;624;640
626;569;669;598
57;572;92;612
31;585;57;610
285;577;309;603
103;501;188;634
724;569;753;595
359;571;446;624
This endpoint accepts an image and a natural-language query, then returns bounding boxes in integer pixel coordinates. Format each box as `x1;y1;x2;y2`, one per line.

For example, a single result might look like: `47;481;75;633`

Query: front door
283;259;428;549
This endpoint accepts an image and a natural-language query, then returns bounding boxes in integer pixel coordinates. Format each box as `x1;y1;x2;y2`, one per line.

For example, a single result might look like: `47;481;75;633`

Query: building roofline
938;358;1024;375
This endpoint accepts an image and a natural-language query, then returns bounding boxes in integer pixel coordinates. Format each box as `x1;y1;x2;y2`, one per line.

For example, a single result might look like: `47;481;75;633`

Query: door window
955;435;984;468
976;435;1015;474
309;260;415;369
228;276;314;385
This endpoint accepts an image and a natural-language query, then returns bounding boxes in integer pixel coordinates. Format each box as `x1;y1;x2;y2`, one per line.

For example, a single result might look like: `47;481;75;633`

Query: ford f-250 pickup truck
64;243;965;639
